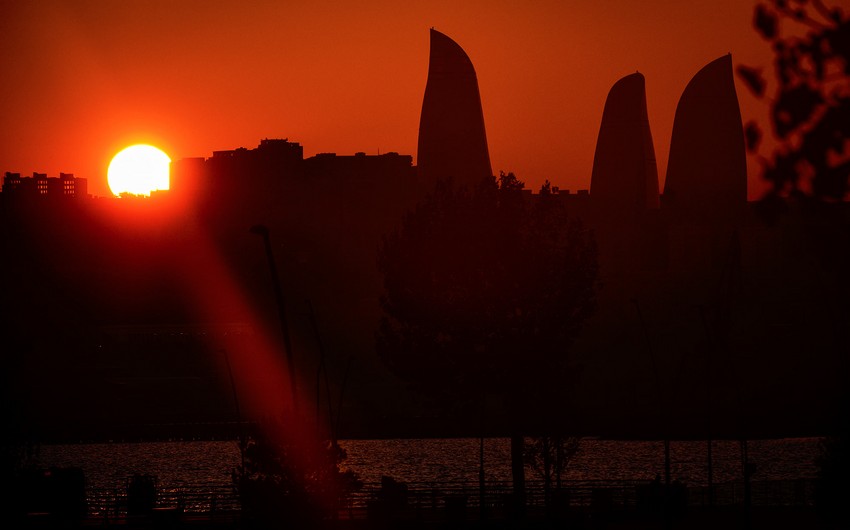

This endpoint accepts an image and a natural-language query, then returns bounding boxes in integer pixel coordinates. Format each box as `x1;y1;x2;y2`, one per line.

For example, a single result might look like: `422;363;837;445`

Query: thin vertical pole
698;306;715;506
479;435;486;520
251;225;298;411
741;439;751;527
708;438;714;506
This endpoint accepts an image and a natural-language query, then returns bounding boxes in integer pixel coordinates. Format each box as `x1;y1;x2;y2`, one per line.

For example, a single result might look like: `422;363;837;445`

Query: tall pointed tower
663;55;747;277
663;54;746;222
417;29;492;187
589;72;662;276
590;72;660;220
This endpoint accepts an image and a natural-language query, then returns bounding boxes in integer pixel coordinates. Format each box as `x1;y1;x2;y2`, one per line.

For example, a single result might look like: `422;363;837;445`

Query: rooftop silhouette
2;171;88;200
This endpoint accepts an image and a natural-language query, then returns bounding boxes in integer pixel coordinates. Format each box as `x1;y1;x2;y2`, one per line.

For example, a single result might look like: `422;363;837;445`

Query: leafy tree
377;173;598;515
737;0;850;200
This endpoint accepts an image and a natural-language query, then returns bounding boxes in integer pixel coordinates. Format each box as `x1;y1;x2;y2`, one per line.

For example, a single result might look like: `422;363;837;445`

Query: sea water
37;437;821;491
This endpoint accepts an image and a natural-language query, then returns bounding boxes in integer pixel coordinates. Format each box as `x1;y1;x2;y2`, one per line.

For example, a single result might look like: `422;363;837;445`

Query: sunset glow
1;1;772;199
107;145;171;196
0;2;845;518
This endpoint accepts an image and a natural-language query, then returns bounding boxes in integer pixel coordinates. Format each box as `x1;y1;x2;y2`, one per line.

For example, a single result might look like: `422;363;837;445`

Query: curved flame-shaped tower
663;55;746;221
417;29;492;186
590;72;660;218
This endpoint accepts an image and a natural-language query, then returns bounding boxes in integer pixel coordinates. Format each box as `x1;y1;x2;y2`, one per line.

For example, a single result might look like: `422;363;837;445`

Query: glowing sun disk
108;144;171;196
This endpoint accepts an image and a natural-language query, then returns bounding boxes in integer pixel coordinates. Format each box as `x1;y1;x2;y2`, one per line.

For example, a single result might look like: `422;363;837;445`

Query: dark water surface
37;437;821;491
340;438;821;485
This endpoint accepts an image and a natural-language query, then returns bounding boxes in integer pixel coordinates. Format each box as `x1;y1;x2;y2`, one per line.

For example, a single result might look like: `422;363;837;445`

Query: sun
107;144;171;196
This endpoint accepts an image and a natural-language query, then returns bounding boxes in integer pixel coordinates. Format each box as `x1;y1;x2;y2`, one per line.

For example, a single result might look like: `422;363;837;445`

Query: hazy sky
1;0;774;198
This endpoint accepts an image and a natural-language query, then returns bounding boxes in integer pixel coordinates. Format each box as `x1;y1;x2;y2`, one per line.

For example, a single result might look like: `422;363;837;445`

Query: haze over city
1;0;772;198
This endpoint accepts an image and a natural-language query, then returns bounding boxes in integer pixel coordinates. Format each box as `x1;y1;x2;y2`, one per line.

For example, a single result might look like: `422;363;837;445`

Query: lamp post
250;224;298;412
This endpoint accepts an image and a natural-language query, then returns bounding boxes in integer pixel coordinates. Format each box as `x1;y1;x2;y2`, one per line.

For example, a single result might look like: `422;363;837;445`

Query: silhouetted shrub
233;418;361;528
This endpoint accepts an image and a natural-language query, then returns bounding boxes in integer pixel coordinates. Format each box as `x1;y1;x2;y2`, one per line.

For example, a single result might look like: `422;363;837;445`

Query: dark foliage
739;1;850;200
743;121;764;153
744;5;850;522
232;420;361;528
736;65;767;97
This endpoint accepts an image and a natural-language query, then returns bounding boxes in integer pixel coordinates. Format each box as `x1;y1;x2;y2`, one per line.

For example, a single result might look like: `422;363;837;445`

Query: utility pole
250;224;298;412
698;306;715;507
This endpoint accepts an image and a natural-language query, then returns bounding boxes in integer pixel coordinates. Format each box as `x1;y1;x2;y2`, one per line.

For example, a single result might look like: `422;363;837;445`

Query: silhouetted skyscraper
588;73;663;277
417;29;492;187
663;55;746;222
590;72;659;219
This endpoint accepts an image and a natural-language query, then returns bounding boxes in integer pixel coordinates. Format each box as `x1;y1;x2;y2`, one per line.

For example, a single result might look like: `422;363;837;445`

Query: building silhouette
587;72;662;276
1;40;844;438
2;171;88;199
663;54;747;223
416;29;492;187
171;140;416;200
171;140;418;218
590;72;660;218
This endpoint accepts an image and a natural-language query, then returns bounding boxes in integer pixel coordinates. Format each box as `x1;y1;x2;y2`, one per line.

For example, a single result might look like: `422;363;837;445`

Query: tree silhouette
737;0;850;200
233;419;361;528
377;173;598;515
739;3;850;523
524;436;581;513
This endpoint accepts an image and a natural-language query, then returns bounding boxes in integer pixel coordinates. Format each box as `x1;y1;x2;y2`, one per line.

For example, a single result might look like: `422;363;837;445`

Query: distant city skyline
2;19;845;443
1;1;772;199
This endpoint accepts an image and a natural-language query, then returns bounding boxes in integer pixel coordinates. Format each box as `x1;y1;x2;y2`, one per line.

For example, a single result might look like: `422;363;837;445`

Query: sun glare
108;144;171;197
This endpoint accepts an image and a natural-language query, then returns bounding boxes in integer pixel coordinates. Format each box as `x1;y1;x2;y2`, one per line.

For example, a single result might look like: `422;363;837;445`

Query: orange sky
1;0;774;199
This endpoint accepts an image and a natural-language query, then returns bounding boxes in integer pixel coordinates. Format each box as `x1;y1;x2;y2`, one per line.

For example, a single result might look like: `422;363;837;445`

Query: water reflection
37;437;820;491
340;438;822;485
39;440;241;488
